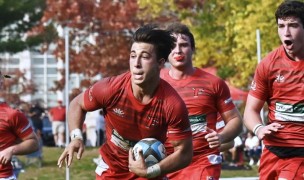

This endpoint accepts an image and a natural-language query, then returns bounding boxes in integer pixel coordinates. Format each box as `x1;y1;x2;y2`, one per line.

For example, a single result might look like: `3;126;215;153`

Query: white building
1;49;103;147
0;49;83;108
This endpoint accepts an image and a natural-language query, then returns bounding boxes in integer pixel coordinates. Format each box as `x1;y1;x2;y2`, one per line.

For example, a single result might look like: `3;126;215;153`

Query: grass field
16;146;259;179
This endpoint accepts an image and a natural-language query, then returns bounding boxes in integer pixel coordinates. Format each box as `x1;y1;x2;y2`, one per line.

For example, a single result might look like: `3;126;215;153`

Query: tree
139;0;284;88
190;0;281;88
0;0;47;104
30;0;144;91
167;0;282;88
0;0;46;53
30;0;205;92
31;0;289;93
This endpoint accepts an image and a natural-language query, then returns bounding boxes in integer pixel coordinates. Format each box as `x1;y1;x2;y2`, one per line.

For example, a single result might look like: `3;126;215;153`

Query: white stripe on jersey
21;123;32;133
275;111;304;122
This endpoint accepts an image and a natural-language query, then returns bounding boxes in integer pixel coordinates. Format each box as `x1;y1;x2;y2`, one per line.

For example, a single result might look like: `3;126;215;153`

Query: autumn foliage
32;0;142;91
31;0;204;91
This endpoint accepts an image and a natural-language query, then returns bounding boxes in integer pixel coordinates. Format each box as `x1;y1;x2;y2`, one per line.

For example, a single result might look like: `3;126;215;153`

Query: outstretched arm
0;132;39;165
205;108;242;149
244;95;283;140
57;93;87;168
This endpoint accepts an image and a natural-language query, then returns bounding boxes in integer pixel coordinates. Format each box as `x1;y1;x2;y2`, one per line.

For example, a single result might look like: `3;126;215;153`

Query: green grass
18;147;98;180
16;147;259;179
221;165;259;178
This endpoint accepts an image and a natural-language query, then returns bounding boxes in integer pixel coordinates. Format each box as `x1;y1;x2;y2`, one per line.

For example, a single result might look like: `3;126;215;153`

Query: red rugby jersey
0;103;33;178
249;45;304;147
49;106;66;122
161;68;235;157
83;72;191;176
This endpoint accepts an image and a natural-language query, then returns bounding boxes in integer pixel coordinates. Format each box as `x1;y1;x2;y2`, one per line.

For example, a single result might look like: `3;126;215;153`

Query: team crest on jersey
89;86;93;101
146;115;160;127
250;80;256;91
207;176;214;180
275;74;285;83
192;88;204;97
113;108;124;117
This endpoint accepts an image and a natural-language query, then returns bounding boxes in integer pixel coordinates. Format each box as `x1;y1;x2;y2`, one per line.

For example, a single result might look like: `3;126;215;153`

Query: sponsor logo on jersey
250;80;256;91
189;114;207;134
110;129;136;150
275;74;285;83
113;108;124;117
275;102;304;122
89;87;93;102
276;102;293;112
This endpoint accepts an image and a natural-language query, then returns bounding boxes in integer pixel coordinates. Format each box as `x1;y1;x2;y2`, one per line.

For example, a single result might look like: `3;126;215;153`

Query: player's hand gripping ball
133;138;166;167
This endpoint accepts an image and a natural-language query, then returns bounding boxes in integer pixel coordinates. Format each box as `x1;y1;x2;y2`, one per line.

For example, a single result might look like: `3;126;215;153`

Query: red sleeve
249;58;270;101
215;79;236;114
83;77;113;111
11;110;33;139
83;73;129;111
163;83;192;141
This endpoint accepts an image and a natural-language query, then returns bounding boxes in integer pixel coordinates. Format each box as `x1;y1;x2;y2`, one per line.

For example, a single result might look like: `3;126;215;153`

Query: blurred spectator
228;135;244;166
48;100;66;147
96;109;105;146
244;131;261;166
93;110;106;165
84;110;100;147
29;102;45;141
19;102;44;166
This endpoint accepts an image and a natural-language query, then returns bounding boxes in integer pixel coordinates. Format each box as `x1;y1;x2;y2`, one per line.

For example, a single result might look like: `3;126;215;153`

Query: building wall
0;50;82;108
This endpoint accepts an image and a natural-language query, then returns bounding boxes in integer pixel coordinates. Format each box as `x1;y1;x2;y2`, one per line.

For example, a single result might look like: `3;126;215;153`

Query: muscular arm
12;133;39;155
67;93;87;132
57;93;87;167
243;95;265;132
244;95;283;140
219;108;243;144
160;137;193;175
0;132;39;165
219;140;234;152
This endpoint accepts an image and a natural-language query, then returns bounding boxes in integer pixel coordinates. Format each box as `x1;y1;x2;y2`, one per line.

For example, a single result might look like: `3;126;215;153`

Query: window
32;57;44;65
8;58;19;65
32;67;44;75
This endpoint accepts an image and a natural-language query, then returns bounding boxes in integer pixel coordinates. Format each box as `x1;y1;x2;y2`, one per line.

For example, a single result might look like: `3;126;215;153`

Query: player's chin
132;79;145;86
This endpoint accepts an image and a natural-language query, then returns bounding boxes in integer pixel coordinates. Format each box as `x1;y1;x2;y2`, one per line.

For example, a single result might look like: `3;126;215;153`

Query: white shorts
0;174;16;180
52;121;65;134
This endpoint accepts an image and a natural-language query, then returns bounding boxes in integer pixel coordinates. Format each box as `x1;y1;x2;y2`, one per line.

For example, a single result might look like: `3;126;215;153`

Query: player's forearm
219;117;242;144
68;94;86;131
160;137;193;175
244;108;263;132
11;136;39;155
219;140;234;152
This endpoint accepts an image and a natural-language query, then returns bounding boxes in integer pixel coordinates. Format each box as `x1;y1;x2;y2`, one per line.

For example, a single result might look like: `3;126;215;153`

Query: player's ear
158;58;165;69
158;58;165;65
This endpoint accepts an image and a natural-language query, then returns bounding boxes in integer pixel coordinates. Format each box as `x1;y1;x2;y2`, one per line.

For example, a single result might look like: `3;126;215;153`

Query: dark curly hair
166;22;195;51
133;24;176;62
275;0;304;27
